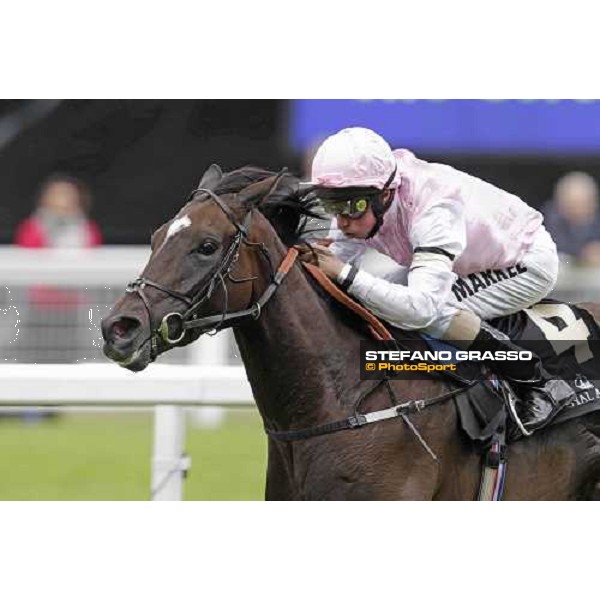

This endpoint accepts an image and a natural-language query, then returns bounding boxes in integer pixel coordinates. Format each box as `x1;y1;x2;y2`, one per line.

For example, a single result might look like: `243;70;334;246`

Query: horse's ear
197;164;223;190
238;172;299;206
237;176;279;206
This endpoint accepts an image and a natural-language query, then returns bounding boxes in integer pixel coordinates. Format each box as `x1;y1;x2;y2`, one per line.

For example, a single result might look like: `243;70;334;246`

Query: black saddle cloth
387;299;600;443
490;299;600;425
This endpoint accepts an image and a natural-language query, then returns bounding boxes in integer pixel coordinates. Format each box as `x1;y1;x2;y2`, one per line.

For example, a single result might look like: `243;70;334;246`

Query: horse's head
101;164;317;371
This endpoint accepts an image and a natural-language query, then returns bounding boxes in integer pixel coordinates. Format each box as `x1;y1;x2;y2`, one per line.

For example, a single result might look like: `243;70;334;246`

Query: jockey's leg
424;227;574;432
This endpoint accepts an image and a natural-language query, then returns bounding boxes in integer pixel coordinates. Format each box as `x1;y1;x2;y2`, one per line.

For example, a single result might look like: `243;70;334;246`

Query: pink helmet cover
310;127;398;190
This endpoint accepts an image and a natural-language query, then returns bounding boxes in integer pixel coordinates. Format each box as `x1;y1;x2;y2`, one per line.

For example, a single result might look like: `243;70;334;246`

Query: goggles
315;167;397;221
320;196;372;220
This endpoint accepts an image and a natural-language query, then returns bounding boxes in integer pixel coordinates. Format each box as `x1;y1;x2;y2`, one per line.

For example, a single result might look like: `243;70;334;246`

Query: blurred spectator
543;171;600;266
11;175;103;365
14;174;102;248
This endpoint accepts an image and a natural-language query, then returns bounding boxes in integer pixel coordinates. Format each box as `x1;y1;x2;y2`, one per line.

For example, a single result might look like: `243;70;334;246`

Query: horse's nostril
110;317;141;340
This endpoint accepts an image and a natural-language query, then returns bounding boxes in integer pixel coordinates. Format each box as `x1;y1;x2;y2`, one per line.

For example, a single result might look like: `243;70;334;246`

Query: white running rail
0;364;254;500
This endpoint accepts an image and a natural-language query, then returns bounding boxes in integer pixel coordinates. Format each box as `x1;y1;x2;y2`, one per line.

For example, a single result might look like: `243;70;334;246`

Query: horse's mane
214;166;322;246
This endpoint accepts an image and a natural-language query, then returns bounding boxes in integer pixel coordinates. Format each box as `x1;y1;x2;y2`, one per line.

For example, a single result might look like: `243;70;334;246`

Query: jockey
303;126;574;432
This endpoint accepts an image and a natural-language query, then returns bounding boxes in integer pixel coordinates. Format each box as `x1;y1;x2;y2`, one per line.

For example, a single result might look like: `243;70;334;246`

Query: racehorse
101;165;600;500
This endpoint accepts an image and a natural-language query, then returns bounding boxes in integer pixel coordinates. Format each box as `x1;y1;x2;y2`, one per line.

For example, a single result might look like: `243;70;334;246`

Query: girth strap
266;384;474;442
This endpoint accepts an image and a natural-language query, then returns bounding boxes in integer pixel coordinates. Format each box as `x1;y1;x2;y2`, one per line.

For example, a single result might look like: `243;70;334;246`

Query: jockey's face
335;190;393;239
336;207;377;238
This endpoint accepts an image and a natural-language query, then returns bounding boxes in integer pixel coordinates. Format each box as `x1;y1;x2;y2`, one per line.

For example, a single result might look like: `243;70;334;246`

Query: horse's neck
233;258;360;432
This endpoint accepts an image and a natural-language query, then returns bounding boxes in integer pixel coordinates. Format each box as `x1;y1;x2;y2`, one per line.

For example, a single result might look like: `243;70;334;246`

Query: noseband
125;187;297;358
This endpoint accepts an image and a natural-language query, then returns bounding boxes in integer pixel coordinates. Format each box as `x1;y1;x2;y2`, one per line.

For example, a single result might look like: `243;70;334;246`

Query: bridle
125;186;298;359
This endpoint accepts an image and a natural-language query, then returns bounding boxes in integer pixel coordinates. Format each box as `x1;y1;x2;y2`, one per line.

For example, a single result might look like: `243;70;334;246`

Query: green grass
0;410;267;500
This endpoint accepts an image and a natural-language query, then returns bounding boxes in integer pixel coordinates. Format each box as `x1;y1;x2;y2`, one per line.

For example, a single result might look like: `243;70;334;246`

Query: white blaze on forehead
166;215;192;241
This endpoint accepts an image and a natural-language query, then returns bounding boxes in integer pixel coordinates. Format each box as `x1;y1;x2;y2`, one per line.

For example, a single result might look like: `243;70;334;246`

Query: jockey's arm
339;199;466;331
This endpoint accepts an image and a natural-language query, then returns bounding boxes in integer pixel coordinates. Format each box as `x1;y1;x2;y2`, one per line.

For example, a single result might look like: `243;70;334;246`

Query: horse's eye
196;240;219;256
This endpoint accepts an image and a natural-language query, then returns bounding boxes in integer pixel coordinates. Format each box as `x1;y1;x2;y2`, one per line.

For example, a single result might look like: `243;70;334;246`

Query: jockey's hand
295;240;345;280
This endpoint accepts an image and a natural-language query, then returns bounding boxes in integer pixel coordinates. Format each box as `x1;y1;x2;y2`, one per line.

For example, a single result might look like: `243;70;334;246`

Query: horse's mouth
103;339;153;372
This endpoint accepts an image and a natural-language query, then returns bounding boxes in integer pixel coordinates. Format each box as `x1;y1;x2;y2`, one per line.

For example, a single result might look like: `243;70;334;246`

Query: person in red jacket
13;175;104;364
15;174;102;248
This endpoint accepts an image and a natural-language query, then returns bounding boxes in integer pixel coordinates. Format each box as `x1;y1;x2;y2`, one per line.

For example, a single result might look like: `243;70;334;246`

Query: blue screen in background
289;100;600;154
